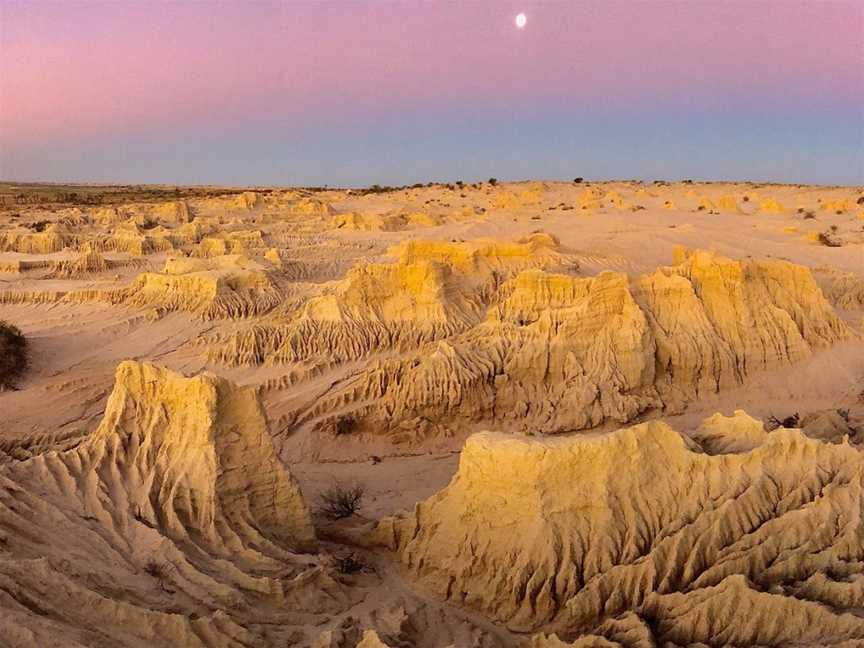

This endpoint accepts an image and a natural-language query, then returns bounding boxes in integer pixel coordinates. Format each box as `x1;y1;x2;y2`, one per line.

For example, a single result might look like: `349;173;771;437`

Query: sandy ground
3;180;863;523
0;180;863;646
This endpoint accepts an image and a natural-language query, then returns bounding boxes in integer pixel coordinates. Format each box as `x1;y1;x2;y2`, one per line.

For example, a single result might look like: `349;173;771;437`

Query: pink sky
1;1;862;185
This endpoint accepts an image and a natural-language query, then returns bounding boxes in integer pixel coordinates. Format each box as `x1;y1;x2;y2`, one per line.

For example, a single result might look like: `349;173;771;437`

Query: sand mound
188;191;261;216
374;414;864;645
0;361;345;646
305;249;850;435
0;223;76;254
194;229;266;257
99;219;174;255
43;243;111;278
758;197;786;214
331;210;442;232
113;257;282;319
212;234;576;366
213;259;482;366
331;212;408;232
290;197;333;218
575;188;603;210
492;186;544;210
815;267;864;311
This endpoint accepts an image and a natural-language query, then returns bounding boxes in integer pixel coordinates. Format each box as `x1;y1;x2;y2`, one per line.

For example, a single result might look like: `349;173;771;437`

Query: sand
0;179;862;646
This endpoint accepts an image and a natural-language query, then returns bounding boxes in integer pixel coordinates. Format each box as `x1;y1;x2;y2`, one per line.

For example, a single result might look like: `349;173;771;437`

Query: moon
515;13;527;29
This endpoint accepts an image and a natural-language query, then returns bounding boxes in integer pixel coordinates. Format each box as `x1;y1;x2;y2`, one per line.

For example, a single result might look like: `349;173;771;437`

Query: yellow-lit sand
0;180;863;646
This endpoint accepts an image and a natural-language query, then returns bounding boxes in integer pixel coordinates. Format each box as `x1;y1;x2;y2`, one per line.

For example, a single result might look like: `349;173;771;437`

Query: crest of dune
0;361;340;646
373;413;864;645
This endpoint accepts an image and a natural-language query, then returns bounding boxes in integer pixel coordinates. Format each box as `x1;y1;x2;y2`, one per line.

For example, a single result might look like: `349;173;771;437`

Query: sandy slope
0;180;863;646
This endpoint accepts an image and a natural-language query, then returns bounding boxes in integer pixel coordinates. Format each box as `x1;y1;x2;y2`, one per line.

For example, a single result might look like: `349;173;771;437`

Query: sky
1;0;862;187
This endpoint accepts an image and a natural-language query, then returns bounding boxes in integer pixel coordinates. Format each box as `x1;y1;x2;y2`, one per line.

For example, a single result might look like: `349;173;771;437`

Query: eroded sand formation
1;180;863;646
374;412;864;645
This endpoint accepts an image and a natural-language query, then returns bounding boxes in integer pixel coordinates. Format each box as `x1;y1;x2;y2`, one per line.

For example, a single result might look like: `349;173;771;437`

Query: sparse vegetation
818;231;842;247
573;177;583;184
0;321;28;390
143;559;175;593
335;553;365;574
143;559;168;579
802;211;816;220
488;178;498;186
334;415;357;436
318;482;365;520
766;412;800;430
28;220;50;232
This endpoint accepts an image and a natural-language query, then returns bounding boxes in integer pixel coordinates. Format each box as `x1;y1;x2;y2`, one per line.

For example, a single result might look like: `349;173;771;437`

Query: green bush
0;321;28;390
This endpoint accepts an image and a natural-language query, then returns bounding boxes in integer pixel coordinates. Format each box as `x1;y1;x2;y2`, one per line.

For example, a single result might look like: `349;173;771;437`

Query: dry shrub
0;321;28;390
318;482;365;520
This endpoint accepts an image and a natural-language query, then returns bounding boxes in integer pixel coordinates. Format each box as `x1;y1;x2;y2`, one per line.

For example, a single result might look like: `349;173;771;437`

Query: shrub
0;321;28;390
818;231;842;247
318;482;365;520
335;553;365;574
334;415;356;436
573;177;583;183
767;413;800;430
143;559;170;580
488;178;498;186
